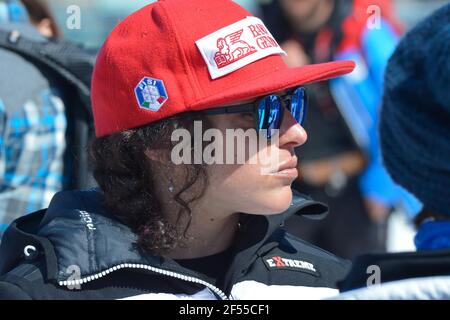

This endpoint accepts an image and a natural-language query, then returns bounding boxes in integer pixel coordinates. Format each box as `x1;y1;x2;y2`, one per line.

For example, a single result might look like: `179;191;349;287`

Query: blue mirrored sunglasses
200;87;308;139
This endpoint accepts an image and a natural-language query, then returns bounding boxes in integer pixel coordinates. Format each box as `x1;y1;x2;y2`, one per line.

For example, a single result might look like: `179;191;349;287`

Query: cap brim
194;60;355;110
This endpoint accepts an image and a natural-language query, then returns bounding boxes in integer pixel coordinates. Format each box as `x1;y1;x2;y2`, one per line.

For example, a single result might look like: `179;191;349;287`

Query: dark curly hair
90;114;211;254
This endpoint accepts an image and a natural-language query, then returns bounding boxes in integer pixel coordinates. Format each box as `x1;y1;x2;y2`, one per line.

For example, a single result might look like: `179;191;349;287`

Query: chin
252;186;293;215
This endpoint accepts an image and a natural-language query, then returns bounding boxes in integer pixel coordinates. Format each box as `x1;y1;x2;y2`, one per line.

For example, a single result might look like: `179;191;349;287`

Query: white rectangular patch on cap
196;16;286;79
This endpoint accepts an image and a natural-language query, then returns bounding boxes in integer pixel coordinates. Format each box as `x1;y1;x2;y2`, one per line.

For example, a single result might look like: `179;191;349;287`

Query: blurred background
47;0;450;49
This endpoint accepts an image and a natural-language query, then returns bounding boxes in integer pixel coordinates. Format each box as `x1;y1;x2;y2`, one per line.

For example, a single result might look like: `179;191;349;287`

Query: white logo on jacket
79;210;96;230
266;256;316;272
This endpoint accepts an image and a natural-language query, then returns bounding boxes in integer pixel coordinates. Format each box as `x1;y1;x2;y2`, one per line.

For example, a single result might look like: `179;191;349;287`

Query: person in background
20;0;60;39
260;0;420;259
337;3;450;299
0;0;67;238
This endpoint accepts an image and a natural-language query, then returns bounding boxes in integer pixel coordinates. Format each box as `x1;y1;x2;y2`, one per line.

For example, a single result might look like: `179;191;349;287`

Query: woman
0;0;355;300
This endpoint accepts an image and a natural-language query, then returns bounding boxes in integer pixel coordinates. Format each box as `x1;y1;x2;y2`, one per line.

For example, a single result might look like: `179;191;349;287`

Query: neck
168;213;239;260
148;164;240;260
163;197;240;260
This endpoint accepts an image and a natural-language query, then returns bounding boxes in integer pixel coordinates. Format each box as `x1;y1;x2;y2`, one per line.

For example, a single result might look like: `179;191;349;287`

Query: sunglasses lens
290;87;308;125
258;95;283;138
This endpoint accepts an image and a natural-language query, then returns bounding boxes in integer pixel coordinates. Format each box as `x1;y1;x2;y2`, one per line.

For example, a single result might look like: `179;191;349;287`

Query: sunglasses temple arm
201;103;256;115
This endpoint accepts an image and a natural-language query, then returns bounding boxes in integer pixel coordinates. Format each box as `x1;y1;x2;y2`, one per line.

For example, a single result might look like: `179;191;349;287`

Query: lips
276;156;298;173
270;156;299;178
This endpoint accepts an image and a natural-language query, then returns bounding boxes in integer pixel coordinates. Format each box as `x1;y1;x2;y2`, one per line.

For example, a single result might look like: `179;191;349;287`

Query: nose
278;109;307;149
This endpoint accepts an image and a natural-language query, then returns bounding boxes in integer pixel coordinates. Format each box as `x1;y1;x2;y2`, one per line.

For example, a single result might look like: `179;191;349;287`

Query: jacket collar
0;189;328;285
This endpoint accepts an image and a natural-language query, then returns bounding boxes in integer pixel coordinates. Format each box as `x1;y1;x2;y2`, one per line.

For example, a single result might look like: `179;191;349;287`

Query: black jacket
0;189;350;300
339;249;450;291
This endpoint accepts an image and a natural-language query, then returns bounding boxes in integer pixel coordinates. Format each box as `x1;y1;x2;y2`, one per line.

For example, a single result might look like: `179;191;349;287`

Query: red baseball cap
92;0;355;137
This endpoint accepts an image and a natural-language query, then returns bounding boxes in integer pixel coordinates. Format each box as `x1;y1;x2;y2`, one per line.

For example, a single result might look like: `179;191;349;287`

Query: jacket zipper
58;263;229;300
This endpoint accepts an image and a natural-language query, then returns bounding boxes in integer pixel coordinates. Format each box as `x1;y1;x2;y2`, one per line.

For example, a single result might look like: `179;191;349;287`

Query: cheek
206;162;294;215
204;116;293;214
